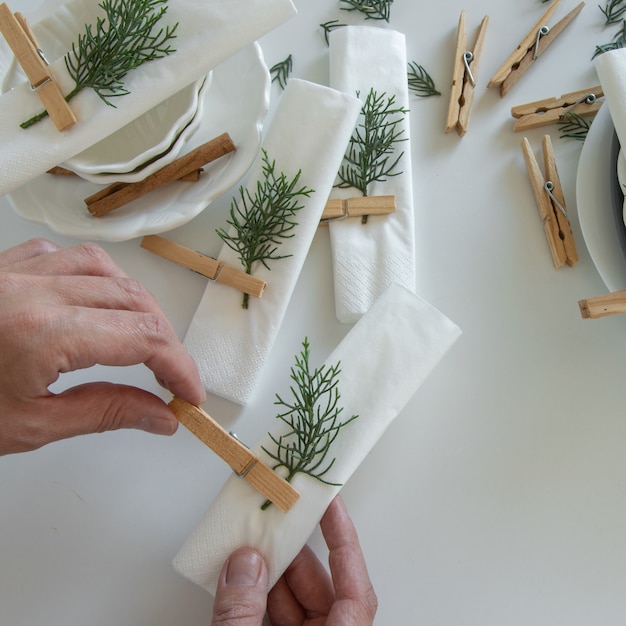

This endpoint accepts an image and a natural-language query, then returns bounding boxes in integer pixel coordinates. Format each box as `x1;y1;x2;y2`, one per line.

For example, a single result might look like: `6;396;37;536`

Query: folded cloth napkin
0;0;296;196
327;26;416;323
183;78;361;404
595;48;626;146
173;282;461;594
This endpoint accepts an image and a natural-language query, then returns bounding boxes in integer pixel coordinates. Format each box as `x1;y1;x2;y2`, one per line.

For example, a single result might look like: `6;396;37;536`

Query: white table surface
3;1;626;624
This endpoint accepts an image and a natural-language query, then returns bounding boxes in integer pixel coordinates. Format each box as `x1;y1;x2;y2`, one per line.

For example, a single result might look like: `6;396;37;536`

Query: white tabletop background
2;0;626;624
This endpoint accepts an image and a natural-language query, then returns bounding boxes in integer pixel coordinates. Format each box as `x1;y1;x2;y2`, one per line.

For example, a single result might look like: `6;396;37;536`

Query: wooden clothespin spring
169;397;300;513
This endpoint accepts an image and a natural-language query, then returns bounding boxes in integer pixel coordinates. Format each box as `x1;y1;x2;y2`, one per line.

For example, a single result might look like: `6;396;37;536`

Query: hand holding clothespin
489;0;585;97
511;85;604;131
0;3;76;131
169;397;299;513
140;235;266;299
521;134;578;269
445;11;489;137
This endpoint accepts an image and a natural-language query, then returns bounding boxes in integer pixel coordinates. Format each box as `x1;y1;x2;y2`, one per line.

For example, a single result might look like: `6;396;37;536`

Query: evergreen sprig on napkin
216;150;314;309
22;0;178;128
260;337;358;510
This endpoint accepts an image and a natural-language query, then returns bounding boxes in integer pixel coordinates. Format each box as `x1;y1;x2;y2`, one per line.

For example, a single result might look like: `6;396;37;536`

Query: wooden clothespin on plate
319;195;396;226
169;397;300;513
488;0;585;97
445;11;489;137
140;235;266;299
0;3;76;131
520;134;578;269
579;290;626;319
511;85;604;132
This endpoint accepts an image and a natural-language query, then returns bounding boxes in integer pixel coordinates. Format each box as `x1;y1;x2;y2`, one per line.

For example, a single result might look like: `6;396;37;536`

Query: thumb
212;549;269;626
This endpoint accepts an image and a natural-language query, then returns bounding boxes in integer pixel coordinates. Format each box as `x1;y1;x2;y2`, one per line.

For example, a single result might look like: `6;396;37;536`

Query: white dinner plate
6;43;270;242
576;104;626;291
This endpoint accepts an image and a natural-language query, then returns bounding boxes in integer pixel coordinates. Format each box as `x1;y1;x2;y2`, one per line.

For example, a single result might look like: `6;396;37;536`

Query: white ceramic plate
7;43;270;242
576;104;626;291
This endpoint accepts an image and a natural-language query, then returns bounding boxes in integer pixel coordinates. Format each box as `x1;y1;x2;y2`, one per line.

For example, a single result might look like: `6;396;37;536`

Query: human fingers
0;382;179;454
0;241;129;278
267;544;334;625
212;548;268;626
0;238;61;268
321;496;378;624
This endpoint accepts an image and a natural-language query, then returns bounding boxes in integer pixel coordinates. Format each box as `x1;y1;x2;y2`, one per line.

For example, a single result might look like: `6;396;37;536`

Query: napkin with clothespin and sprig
0;0;296;196
326;25;416;323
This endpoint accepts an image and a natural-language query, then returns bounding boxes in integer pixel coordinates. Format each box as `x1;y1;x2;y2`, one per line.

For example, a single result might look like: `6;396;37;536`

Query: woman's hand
0;238;205;455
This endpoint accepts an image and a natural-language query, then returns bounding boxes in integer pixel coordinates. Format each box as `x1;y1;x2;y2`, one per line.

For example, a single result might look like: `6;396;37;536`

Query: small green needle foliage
320;19;347;46
600;0;626;24
557;111;592;141
335;88;407;222
270;54;293;90
216;150;314;309
339;0;393;22
22;0;178;129
593;18;626;58
407;61;441;97
261;338;358;510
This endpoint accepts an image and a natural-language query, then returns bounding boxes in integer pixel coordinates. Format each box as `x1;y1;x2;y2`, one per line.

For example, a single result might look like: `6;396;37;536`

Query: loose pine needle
600;0;626;24
270;54;293;90
339;0;393;22
320;19;347;46
407;61;441;97
557;111;592;141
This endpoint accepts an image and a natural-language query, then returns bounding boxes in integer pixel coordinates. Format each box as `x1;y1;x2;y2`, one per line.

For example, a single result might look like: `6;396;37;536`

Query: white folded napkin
173;282;461;594
0;0;296;196
183;78;361;404
595;48;626;147
328;26;416;323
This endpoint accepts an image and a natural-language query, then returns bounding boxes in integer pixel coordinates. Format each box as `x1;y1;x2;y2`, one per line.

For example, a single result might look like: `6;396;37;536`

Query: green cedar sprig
270;54;293;90
216;150;314;309
407;61;441;97
260;337;358;510
320;19;347;46
339;0;393;22
22;0;178;129
600;0;626;24
557;111;592;141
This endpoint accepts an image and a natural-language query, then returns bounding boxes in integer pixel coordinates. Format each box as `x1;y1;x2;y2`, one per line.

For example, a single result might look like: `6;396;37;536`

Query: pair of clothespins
511;85;604;132
0;3;76;131
521;134;578;269
488;0;585;97
579;290;626;319
319;195;396;225
169;397;299;513
445;11;489;136
140;235;266;299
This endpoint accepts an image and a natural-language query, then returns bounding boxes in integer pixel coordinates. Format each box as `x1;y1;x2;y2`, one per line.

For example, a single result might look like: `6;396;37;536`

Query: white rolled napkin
328;26;416;323
174;282;461;594
0;0;296;196
183;78;361;404
595;49;626;146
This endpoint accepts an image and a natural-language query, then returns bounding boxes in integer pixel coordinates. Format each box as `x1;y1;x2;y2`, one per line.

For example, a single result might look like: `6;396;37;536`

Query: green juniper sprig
335;88;407;222
260;338;358;511
320;19;347;46
407;61;441;97
593;18;626;56
557;111;592;141
270;54;293;90
600;0;626;24
339;0;393;22
22;0;178;129
216;150;314;309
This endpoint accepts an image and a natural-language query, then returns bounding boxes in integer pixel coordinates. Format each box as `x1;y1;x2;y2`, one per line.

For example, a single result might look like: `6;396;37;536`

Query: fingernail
226;550;263;586
138;416;177;436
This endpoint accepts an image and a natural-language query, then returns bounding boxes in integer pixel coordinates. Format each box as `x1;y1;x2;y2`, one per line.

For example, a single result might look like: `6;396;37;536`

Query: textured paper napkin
328;26;416;323
174;282;461;594
596;49;626;146
0;0;296;196
183;78;361;404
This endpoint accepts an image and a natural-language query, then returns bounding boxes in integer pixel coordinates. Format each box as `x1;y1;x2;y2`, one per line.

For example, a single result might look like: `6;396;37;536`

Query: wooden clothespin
579;290;626;319
488;0;585;97
140;235;266;299
511;85;604;132
0;3;76;131
169;397;300;513
319;195;396;225
520;134;578;269
445;11;489;136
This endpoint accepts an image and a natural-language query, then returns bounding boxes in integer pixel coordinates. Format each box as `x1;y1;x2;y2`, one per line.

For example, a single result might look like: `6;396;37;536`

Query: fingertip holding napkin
183;78;361;404
173;282;461;594
0;0;296;196
327;26;416;324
